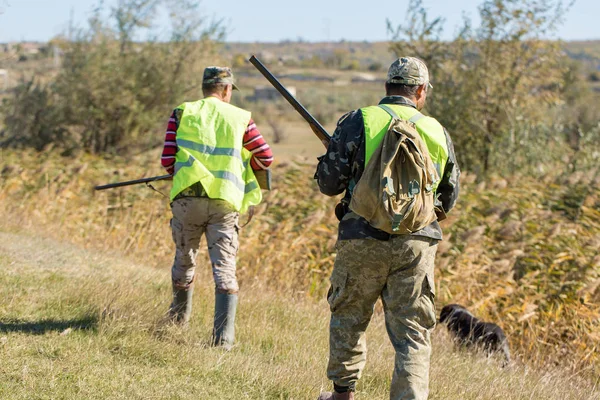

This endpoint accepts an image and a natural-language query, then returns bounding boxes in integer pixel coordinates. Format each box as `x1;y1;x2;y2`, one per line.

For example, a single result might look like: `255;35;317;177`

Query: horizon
0;0;599;44
3;38;600;44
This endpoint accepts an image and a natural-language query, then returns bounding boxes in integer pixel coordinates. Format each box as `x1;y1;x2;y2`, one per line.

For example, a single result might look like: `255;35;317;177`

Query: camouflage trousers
326;236;438;400
170;197;240;293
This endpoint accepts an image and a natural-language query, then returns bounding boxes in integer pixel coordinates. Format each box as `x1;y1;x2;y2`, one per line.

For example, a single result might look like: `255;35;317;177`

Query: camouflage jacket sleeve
315;110;364;197
437;128;460;213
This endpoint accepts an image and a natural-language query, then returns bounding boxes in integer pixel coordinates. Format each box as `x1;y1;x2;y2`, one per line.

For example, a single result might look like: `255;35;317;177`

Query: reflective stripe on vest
176;139;244;161
361;104;449;189
174;154;258;194
170;97;262;213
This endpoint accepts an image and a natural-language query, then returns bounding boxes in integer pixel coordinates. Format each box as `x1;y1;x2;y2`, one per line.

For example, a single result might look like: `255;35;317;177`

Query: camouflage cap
203;66;239;90
386;57;433;88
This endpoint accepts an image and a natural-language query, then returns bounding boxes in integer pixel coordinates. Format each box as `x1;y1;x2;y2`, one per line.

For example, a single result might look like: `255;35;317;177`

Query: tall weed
0;149;599;381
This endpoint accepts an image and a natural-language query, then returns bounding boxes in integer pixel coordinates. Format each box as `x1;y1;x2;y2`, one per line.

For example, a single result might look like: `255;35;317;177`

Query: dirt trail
0;229;162;279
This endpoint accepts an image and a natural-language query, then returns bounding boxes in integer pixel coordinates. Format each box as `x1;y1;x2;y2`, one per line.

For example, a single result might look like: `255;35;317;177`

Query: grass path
0;229;598;400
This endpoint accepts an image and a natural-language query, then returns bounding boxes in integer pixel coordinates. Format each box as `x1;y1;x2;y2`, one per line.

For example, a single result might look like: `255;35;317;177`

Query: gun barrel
248;55;331;146
94;174;172;191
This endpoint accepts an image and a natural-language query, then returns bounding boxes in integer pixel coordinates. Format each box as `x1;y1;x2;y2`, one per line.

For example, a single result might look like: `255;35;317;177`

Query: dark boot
317;391;355;400
168;284;194;324
212;292;238;350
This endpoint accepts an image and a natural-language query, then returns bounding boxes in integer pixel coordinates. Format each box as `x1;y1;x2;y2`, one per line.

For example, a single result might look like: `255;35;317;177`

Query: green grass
1;230;599;400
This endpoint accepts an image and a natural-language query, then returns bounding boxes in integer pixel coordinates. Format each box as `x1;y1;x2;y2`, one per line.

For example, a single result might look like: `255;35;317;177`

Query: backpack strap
378;104;400;119
379;104;425;125
408;112;426;124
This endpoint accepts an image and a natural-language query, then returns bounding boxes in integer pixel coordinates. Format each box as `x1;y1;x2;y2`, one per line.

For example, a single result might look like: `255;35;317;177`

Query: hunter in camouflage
315;57;460;400
387;57;433;88
327;237;438;398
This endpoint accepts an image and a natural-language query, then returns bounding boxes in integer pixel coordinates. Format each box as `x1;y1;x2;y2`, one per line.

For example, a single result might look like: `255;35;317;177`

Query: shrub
368;62;383;72
232;53;247;68
1;0;224;154
0;79;68;151
344;60;361;71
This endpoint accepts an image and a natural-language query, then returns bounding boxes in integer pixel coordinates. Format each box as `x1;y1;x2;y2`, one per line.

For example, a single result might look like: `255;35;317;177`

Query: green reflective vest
170;97;262;213
361;104;449;190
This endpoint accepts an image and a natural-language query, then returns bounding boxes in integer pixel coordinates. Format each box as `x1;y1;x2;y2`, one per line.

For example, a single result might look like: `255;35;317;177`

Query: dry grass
1;230;599;400
0;147;599;388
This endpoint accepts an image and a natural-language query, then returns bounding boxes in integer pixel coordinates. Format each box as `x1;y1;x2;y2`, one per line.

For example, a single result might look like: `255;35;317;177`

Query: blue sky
0;0;598;43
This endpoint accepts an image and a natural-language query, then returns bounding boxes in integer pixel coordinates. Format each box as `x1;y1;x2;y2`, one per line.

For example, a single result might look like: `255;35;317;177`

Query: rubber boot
317;392;354;400
212;292;238;350
168;284;194;325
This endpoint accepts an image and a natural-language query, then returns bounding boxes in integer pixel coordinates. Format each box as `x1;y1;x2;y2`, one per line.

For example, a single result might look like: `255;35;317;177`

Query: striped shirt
161;109;273;175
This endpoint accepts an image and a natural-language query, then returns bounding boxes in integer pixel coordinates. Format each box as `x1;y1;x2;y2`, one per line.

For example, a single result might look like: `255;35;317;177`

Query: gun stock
249;55;331;148
254;169;271;190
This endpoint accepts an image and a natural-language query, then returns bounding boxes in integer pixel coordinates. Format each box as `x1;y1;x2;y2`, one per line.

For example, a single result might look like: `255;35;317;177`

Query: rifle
95;170;271;191
248;55;331;148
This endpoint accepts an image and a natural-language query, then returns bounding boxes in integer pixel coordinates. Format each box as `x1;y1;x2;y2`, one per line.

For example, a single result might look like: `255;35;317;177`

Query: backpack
349;104;440;234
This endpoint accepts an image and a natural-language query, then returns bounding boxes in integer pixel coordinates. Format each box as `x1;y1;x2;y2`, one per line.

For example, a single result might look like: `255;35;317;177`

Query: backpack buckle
382;177;396;197
408;180;420;197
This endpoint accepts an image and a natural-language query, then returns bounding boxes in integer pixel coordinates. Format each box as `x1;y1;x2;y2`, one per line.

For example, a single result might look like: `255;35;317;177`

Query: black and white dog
439;304;511;365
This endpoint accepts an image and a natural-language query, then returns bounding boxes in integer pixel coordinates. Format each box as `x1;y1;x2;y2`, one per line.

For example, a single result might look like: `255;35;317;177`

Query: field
0;130;599;398
1;225;599;400
1;29;600;399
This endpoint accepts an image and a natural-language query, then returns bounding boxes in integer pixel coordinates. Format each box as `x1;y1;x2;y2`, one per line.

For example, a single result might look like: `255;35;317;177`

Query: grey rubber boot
317;392;354;400
212;292;238;349
168;284;194;324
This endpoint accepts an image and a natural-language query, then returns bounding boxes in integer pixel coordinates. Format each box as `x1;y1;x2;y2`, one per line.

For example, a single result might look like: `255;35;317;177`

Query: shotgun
248;55;331;148
94;175;171;191
95;170;271;191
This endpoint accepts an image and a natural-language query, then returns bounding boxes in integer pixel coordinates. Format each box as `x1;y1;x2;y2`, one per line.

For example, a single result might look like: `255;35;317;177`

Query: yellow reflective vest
361;104;449;191
170;97;262;213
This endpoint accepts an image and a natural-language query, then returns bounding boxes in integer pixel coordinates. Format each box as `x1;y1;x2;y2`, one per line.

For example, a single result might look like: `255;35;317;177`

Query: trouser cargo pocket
327;270;348;313
418;273;436;330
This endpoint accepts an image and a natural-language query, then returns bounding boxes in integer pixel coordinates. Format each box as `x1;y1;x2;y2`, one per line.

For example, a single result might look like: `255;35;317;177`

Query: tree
2;0;225;154
388;0;573;176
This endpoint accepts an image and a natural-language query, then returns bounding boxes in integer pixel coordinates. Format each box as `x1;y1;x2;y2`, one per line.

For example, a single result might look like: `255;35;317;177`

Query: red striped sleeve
161;110;179;175
243;119;273;170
